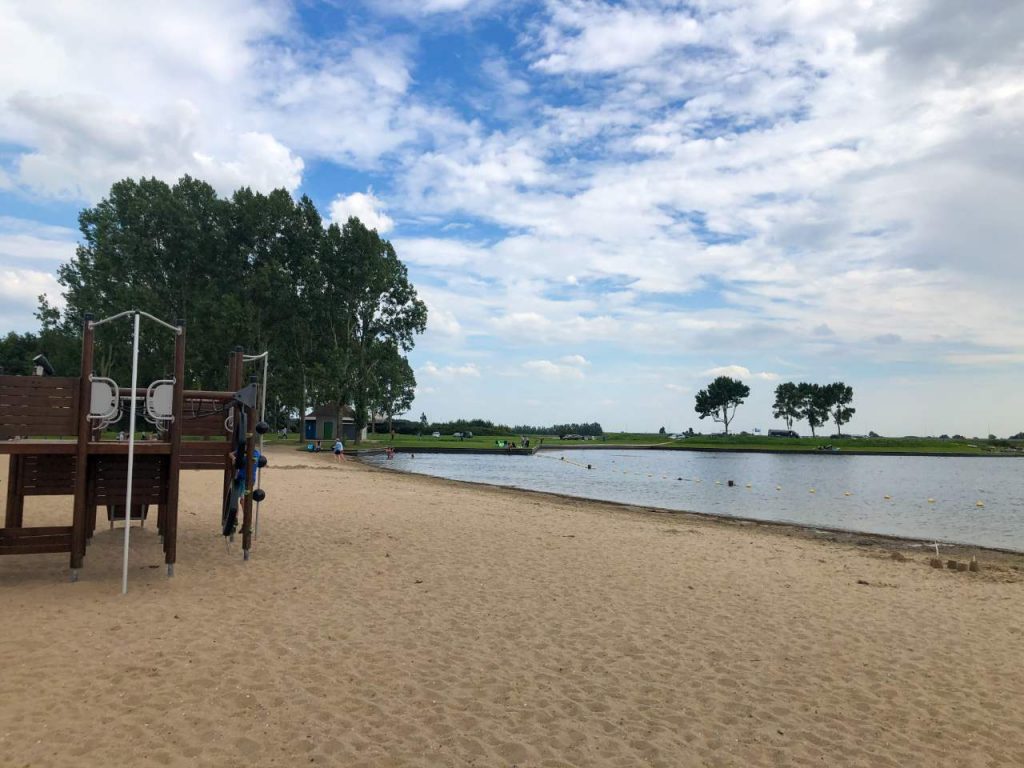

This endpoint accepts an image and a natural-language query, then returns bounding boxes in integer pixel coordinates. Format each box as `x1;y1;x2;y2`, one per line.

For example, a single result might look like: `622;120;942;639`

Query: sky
1;0;1023;437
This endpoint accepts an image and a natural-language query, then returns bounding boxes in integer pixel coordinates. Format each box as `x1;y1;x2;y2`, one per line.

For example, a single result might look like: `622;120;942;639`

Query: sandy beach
1;444;1023;767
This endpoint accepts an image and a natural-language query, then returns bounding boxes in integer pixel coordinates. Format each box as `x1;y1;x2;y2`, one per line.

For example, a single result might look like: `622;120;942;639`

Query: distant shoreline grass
336;432;1023;457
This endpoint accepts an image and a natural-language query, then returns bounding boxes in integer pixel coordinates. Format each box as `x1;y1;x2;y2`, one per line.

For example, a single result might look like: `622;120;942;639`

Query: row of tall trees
4;175;426;441
405;416;604;437
772;382;855;437
692;375;856;436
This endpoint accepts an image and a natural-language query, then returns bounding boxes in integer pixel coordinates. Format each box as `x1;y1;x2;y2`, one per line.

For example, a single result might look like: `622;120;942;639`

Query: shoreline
355;456;1024;561
348;443;1022;459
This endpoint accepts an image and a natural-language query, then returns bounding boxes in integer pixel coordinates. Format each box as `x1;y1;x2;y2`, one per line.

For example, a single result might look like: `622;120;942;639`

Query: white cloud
0;268;62;332
329;190;395;233
559;354;589;366
522;359;585;379
365;0;498;17
702;365;778;382
0;217;77;264
533;3;701;74
421;361;480;378
0;2;307;199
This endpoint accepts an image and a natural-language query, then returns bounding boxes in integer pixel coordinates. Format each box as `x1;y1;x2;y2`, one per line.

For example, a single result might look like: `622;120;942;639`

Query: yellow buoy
809;488;816;494
927;498;935;504
843;491;851;496
745;483;752;488
775;486;781;491
884;495;891;500
976;500;985;508
715;480;721;485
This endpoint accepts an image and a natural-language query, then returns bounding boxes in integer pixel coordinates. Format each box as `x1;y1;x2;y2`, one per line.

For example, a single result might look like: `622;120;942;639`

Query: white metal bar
89;309;135;328
137;310;182;334
122;312;141;595
90;309;181;334
254;352;268;537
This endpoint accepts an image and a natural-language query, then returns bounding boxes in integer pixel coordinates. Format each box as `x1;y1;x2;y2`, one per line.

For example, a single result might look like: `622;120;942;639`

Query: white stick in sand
122;311;141;595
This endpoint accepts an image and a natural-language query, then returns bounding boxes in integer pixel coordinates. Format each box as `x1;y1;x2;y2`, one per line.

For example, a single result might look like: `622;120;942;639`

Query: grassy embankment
348;432;1023;456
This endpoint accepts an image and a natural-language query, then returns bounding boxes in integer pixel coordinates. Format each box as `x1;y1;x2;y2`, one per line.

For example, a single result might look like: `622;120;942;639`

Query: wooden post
241;374;257;560
70;314;94;577
163;321;186;575
4;455;23;527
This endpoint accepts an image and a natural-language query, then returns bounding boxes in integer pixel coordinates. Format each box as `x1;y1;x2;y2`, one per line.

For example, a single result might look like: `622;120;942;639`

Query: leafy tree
0;331;41;375
694;376;750;435
824;382;855;435
372;348;416;436
324;217;427;442
772;382;802;430
797;382;830;438
22;175;426;442
658;426;666;435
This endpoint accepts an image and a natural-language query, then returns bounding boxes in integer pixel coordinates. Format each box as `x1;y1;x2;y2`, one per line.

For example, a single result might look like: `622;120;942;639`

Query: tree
694;376;750;435
824;382;855;436
323;217;427;443
658;426;666;435
372;349;416;436
772;382;802;430
797;382;830;438
27;175;426;443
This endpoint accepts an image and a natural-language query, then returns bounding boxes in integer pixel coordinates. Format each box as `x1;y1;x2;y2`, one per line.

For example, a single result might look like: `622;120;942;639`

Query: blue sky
2;0;1023;436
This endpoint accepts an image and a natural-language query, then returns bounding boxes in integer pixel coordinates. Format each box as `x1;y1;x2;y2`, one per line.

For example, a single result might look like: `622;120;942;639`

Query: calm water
363;449;1024;551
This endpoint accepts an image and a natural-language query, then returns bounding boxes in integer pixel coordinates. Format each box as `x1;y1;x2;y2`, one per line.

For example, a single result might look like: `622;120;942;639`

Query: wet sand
1;444;1022;767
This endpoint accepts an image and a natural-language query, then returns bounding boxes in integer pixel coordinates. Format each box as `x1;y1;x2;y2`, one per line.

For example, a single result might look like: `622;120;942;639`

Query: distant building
304;405;390;441
304;405;364;442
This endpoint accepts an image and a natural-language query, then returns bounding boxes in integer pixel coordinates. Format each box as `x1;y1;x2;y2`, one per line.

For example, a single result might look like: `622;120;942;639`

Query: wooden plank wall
91;455;168;506
181;396;231;437
18;455;76;496
0;526;73;555
181;441;230;470
0;375;79;438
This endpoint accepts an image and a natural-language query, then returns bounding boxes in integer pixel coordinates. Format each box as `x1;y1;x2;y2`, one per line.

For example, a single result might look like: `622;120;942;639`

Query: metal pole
122;312;141;595
255;353;268;537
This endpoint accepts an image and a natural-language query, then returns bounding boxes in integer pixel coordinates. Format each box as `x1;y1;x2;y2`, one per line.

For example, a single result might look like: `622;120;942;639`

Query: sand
1;444;1023;767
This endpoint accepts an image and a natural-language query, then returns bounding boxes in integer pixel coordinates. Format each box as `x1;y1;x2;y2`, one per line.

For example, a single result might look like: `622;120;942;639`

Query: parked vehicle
768;429;799;438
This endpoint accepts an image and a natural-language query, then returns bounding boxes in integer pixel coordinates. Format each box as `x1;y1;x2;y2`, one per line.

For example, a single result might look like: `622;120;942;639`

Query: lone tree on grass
694;376;750;435
824;382;855;436
796;382;831;438
772;382;802;430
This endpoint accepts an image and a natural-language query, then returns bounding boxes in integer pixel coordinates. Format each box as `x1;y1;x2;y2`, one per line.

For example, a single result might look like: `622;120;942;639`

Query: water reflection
364;449;1024;551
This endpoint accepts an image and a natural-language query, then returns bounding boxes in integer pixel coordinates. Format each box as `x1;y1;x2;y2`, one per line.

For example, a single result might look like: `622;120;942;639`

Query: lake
362;448;1024;551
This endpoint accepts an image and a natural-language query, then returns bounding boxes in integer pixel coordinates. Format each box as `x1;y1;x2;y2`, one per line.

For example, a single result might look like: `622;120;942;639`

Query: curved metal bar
89;309;182;334
138;311;183;334
89;309;136;328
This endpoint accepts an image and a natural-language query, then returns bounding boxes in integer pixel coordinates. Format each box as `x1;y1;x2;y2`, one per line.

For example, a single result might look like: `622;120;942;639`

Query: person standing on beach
333;437;344;462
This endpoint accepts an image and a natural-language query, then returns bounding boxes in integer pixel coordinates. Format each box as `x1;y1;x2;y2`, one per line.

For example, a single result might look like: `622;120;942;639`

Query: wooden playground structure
0;312;267;582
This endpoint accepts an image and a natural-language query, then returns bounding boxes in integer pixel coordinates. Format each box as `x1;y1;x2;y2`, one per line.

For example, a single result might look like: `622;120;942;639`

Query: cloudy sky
2;0;1023;436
